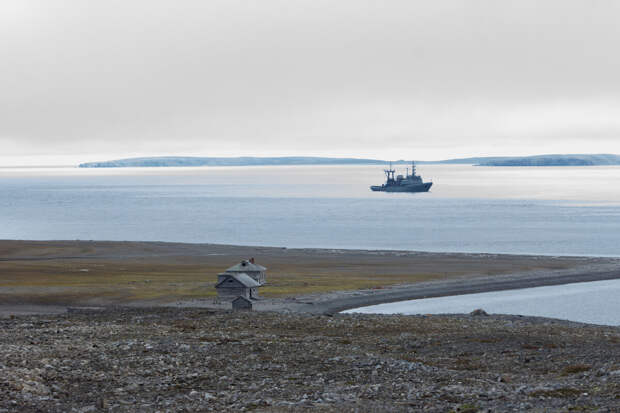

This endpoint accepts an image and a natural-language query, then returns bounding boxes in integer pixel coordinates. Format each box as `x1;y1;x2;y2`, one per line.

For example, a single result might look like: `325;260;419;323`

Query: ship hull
370;182;432;193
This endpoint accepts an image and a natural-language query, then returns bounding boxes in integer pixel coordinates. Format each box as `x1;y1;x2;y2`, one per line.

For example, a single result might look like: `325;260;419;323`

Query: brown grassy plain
0;240;603;306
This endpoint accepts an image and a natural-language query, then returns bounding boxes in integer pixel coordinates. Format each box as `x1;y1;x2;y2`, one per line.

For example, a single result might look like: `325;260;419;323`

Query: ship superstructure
370;161;432;193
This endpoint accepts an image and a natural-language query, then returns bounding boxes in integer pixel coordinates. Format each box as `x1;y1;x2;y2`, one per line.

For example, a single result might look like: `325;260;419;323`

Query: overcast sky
2;0;620;165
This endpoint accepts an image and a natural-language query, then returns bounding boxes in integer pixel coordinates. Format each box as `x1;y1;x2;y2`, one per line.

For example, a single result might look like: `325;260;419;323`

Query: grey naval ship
370;161;432;193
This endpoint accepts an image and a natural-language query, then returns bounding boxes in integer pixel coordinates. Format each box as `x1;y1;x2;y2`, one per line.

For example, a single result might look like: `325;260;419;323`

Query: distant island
79;154;620;168
424;154;620;166
79;156;397;168
475;154;620;166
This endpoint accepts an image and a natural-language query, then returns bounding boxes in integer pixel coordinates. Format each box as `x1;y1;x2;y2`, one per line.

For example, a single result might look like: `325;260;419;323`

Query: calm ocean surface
345;279;620;326
2;164;620;257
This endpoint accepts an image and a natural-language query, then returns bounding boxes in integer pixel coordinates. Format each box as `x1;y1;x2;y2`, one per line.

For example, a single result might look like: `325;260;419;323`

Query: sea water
1;164;620;257
344;279;620;326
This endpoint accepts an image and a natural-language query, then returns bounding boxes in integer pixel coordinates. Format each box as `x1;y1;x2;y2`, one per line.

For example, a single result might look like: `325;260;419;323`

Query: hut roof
226;260;266;272
215;272;261;288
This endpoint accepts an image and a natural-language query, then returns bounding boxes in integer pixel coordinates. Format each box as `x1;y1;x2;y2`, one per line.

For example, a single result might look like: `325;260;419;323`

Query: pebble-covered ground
1;308;618;412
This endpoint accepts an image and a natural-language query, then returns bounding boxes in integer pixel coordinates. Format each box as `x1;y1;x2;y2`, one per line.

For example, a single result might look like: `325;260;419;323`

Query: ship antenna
384;161;396;182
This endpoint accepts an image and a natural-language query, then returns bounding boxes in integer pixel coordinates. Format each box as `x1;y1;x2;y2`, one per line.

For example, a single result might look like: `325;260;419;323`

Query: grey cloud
1;0;620;164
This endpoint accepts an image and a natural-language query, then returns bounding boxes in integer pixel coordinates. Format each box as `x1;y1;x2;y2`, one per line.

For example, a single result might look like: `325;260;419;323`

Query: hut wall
232;298;252;311
216;286;250;299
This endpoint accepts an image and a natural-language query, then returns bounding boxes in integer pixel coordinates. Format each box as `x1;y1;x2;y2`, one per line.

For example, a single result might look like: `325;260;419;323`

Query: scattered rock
470;309;489;316
0;308;617;412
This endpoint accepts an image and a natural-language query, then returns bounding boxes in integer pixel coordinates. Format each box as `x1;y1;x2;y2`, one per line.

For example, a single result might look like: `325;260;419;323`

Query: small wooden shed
232;296;253;311
215;272;260;300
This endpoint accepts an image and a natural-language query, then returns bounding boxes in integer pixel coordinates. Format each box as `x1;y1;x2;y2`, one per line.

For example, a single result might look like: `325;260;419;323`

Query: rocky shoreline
1;307;618;412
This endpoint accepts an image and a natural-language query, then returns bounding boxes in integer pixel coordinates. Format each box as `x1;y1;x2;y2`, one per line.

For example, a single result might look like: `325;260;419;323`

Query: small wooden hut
215;272;260;300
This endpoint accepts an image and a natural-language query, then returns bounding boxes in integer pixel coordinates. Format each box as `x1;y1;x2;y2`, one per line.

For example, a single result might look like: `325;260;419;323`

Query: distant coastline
476;154;620;166
79;156;393;168
78;154;620;168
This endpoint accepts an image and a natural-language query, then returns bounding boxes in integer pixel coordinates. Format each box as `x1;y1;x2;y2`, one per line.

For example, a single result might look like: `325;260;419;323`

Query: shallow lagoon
345;279;620;326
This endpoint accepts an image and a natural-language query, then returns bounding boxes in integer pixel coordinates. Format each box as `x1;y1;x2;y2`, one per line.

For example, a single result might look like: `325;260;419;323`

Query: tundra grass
0;240;594;305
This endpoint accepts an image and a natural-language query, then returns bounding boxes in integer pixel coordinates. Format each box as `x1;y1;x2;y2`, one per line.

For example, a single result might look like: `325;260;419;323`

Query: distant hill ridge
78;154;620;168
475;154;620;166
79;156;392;168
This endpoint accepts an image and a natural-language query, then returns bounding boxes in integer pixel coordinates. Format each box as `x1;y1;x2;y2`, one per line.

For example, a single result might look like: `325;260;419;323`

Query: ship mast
384;162;396;183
